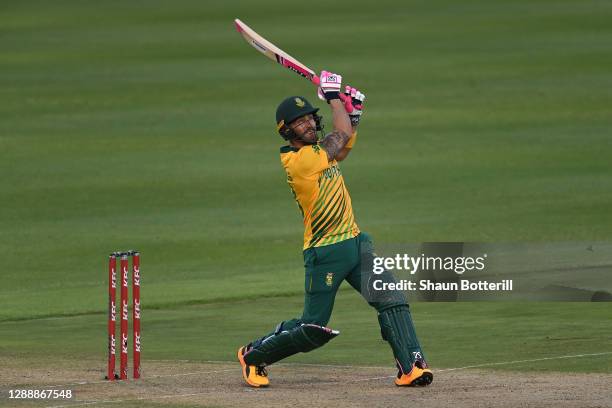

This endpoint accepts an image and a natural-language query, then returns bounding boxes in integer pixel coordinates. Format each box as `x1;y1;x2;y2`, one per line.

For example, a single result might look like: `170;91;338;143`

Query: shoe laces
256;365;268;377
415;359;428;369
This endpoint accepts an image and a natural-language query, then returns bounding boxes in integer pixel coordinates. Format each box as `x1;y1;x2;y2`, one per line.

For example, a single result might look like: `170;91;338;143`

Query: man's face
289;114;317;144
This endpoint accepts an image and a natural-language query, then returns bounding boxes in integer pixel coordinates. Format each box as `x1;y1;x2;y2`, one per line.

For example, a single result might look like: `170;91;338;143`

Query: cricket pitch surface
1;359;610;408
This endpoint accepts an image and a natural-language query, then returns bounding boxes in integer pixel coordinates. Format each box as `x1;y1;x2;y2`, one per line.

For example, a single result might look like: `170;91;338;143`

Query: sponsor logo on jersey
320;164;341;180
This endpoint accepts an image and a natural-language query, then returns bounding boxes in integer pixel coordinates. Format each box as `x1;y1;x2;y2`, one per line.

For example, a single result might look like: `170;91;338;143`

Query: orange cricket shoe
237;346;270;388
395;361;433;387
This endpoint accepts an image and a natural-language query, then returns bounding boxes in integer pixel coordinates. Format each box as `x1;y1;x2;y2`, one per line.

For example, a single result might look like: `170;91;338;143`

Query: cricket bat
234;18;354;112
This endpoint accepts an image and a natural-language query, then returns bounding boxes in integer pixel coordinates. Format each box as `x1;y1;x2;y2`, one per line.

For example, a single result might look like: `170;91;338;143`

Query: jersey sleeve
290;145;329;178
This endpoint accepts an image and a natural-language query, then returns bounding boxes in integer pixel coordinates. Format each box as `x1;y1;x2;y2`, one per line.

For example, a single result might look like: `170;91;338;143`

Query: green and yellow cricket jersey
280;144;360;249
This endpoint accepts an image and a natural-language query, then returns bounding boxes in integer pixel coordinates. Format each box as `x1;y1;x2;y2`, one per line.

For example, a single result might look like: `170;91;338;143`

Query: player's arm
334;129;356;162
333;86;365;162
320;99;351;161
317;71;352;161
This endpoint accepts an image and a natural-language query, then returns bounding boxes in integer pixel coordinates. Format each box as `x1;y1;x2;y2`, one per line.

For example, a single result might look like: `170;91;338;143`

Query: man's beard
300;128;318;144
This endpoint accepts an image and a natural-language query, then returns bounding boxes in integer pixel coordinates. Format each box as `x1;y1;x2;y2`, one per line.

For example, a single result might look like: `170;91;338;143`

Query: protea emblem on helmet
294;97;305;108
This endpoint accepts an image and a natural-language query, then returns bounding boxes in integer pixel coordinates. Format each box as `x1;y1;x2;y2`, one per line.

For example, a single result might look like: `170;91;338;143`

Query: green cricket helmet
275;96;322;140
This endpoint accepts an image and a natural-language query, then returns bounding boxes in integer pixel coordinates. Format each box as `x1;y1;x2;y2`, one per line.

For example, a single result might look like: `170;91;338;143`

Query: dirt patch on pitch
1;358;611;408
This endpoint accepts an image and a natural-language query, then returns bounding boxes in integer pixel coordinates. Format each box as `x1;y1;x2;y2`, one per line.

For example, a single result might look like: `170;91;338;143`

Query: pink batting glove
344;85;366;126
317;70;342;103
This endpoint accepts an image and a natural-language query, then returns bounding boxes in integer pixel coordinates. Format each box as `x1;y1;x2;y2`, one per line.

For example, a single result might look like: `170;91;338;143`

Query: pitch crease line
45;368;236;389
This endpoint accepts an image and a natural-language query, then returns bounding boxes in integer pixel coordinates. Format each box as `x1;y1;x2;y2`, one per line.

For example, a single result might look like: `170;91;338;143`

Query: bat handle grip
312;75;355;114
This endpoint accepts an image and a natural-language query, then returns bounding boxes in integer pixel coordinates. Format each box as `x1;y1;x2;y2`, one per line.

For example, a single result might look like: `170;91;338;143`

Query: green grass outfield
2;294;612;373
1;0;611;374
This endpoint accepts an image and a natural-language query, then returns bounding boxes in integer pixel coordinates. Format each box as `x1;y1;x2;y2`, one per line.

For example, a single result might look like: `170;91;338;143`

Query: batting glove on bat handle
318;70;342;101
313;74;355;113
344;85;365;126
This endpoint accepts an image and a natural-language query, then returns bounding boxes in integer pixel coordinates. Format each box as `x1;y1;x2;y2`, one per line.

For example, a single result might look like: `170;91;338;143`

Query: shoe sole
410;370;433;386
237;347;268;388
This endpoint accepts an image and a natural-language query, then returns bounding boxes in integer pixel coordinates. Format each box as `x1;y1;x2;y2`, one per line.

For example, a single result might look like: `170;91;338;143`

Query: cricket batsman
237;71;433;388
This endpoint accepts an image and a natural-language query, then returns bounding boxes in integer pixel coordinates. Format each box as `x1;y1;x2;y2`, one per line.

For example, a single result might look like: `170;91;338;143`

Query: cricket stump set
106;250;141;380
